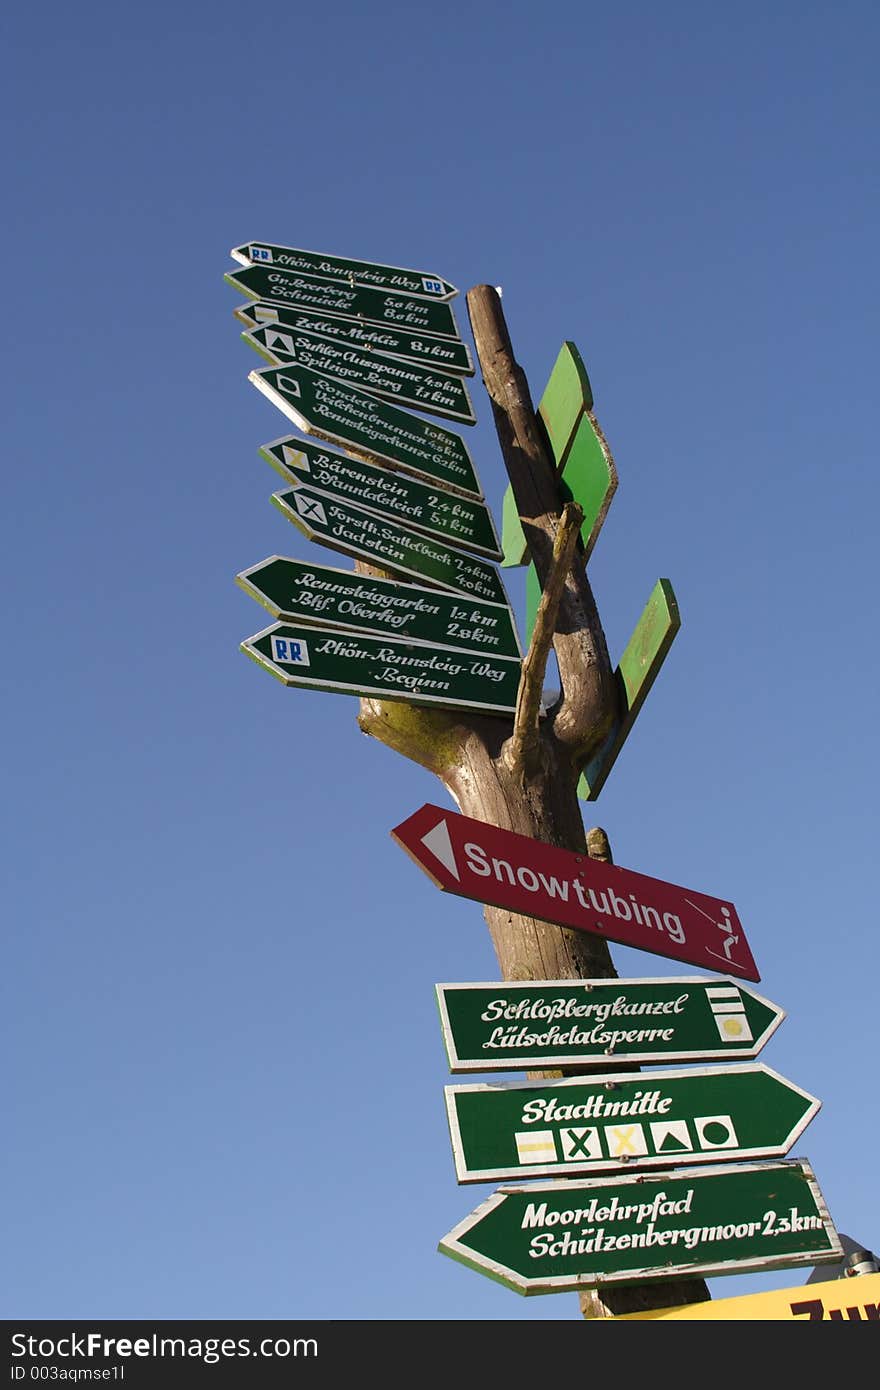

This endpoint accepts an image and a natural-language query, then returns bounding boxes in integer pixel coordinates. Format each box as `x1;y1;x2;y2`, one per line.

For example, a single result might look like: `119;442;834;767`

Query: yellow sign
613;1272;880;1320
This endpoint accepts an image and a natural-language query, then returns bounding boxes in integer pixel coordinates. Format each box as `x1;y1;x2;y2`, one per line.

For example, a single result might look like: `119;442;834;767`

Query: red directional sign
391;805;759;980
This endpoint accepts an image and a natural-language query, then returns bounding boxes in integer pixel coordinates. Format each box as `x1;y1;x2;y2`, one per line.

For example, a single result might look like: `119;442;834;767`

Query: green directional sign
501;342;616;568
249;361;482;499
226;264;461;340
435;977;784;1072
236;557;521;658
579;577;681;800
233;301;475;377
271;485;510;608
445;1064;819;1183
439;1160;841;1294
242;621;521;715
260;438;501;559
231;242;458;300
244;323;476;425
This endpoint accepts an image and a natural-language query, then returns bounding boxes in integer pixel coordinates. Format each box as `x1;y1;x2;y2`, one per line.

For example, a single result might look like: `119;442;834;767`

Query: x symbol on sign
300;498;323;520
565;1129;595;1157
608;1126;639;1154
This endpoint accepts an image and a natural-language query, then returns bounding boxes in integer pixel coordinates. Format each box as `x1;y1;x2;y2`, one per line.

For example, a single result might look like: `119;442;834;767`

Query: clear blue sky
3;1;877;1321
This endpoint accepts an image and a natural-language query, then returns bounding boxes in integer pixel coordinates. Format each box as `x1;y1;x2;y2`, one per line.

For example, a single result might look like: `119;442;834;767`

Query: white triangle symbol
420;818;459;881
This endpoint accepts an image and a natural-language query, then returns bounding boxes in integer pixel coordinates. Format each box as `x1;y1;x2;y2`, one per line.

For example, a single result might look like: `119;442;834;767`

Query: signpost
228;251;843;1322
242;622;521;715
438;1160;842;1295
612;1271;880;1320
249;361;482;498
260;438;501;558
271;485;510;607
226;263;462;340
435;977;784;1071
392;804;760;980
244;323;476;424
230;242;458;299
237;557;521;658
233;301;475;377
444;1063;819;1183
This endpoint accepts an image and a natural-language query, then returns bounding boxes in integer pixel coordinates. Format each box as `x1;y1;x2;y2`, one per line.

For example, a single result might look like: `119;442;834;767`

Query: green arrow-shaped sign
439;1160;841;1294
236;557;521;658
271;484;509;608
445;1064;819;1183
245;323;475;425
260;438;501;559
242;621;520;715
249;361;482;499
579;577;681;799
233;301;475;377
226;264;461;340
230;242;458;300
435;977;784;1072
500;342;616;568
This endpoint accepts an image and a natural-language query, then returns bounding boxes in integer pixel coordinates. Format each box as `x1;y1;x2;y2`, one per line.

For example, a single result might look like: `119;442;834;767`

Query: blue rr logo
271;636;309;665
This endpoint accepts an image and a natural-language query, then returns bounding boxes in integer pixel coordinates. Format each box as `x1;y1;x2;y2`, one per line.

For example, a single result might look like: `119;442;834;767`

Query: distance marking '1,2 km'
236;557;521;659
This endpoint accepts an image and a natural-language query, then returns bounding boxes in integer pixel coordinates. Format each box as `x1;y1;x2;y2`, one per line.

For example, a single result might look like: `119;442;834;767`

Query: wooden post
357;285;708;1317
577;831;709;1316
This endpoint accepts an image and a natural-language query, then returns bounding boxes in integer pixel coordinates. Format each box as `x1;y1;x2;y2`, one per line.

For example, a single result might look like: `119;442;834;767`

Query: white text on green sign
249;361;481;498
261;438;500;559
230;242;457;300
236;557;521;658
242;622;521;714
226;264;461;340
233;301;474;377
272;485;509;607
445;1064;819;1183
245;324;475;425
438;1160;841;1294
435;977;784;1071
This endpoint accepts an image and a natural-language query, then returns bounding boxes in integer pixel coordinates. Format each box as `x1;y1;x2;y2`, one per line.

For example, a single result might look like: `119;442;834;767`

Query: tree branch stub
507;501;584;782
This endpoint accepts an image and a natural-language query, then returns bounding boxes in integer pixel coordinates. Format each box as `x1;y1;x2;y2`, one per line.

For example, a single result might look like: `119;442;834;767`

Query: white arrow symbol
420;817;459;881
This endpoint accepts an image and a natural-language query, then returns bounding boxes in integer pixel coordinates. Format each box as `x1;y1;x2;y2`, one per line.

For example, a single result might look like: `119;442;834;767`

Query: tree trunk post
357;285;709;1318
